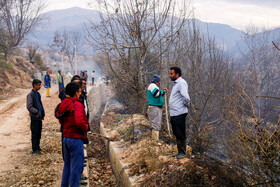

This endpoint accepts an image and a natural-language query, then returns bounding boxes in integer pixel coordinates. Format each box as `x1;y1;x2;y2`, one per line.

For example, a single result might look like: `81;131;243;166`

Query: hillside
0;57;42;99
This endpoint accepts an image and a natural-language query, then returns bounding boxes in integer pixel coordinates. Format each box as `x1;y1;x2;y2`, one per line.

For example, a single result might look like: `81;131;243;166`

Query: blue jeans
61;137;84;187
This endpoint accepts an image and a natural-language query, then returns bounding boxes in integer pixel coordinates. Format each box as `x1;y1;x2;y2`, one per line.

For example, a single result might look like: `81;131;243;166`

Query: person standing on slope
26;79;45;154
147;75;167;141
169;67;190;158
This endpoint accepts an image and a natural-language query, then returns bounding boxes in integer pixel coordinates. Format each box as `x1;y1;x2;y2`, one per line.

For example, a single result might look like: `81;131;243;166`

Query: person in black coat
26;79;45;154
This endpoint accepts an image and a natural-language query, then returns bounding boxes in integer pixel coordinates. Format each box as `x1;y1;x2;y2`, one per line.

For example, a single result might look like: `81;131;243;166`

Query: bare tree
223;82;280;186
86;0;192;113
0;0;7;9
272;41;280;51
170;20;233;154
52;29;82;73
0;0;45;58
27;42;39;64
240;26;280;122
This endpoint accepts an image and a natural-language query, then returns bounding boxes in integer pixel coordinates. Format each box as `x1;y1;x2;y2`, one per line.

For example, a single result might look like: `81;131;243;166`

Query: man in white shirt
91;71;95;86
169;67;190;158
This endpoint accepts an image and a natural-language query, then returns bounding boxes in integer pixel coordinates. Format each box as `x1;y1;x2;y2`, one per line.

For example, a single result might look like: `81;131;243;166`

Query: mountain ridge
29;7;279;55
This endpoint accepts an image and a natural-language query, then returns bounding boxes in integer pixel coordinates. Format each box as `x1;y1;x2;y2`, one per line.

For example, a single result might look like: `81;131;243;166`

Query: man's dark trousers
170;113;188;155
31;118;42;151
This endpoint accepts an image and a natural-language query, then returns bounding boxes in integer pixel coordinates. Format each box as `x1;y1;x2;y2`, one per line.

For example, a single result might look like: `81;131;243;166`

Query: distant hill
28;7;279;56
30;7;100;47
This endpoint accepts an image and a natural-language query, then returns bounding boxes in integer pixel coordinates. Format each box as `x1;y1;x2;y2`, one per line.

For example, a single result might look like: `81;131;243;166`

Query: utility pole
74;45;77;75
61;54;64;73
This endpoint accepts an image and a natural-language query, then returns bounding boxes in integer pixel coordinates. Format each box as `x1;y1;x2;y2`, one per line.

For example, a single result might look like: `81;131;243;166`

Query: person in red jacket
56;82;89;187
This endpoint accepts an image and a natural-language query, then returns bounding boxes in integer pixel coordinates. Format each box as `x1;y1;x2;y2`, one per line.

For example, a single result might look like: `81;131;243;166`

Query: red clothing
56;97;88;140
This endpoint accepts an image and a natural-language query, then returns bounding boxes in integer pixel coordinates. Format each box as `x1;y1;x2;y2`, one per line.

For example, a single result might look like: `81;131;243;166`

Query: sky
45;0;280;31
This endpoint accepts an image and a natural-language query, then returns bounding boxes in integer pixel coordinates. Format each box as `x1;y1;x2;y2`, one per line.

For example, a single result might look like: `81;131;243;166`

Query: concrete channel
87;83;137;186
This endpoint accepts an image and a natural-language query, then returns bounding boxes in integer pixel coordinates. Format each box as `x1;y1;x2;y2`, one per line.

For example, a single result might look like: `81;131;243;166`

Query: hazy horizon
44;0;280;31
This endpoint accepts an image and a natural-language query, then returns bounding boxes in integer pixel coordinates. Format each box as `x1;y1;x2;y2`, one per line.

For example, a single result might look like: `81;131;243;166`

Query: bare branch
272;41;280;51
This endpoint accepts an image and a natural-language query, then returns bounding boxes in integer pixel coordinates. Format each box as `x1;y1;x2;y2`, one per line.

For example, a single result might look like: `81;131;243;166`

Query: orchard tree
27;42;39;64
86;0;192;113
52;29;82;73
0;0;45;58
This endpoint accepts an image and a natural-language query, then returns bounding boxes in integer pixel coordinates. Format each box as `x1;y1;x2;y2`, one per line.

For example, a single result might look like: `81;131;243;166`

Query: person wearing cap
147;75;167;141
169;67;190;158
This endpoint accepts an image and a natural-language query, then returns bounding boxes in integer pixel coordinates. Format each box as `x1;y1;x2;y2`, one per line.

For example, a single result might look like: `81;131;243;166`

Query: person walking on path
26;79;45;154
91;70;95;86
147;75;167;141
56;82;89;187
169;67;190;158
44;71;51;97
57;70;64;93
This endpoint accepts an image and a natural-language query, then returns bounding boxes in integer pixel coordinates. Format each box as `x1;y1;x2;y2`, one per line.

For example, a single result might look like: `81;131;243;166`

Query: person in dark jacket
44;71;51;97
56;82;89;187
59;75;81;101
26;79;45;154
80;78;89;121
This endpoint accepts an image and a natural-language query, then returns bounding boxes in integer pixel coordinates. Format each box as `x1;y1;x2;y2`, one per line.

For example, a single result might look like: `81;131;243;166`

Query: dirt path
0;85;64;186
0;88;31;175
0;82;117;186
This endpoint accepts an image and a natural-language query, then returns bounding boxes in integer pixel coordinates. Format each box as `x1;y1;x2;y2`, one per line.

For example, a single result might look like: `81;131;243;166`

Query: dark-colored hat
153;75;161;83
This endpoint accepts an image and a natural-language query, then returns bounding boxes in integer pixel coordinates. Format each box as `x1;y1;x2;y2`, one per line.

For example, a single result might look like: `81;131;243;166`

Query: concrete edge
80;145;90;186
100;121;136;187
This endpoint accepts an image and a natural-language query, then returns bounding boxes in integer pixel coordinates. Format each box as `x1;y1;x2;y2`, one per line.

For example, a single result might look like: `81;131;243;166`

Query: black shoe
38;147;42;151
80;181;88;185
172;153;179;157
81;176;88;180
175;153;186;158
32;150;42;155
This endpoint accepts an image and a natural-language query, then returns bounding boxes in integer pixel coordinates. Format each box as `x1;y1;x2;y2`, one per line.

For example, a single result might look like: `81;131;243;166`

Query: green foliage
33;54;47;70
117;126;134;142
0;58;13;71
112;114;131;124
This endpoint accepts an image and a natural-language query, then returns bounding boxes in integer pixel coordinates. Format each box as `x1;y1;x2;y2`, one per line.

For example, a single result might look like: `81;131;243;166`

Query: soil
87;84;118;186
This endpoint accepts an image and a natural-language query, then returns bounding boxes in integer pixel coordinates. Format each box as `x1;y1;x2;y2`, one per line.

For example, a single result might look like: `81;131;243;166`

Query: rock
109;130;120;141
158;156;169;163
92;174;99;181
38;180;44;185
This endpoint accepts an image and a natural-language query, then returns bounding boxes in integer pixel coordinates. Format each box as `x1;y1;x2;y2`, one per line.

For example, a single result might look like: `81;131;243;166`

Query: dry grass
0;122;63;187
101;106;249;186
